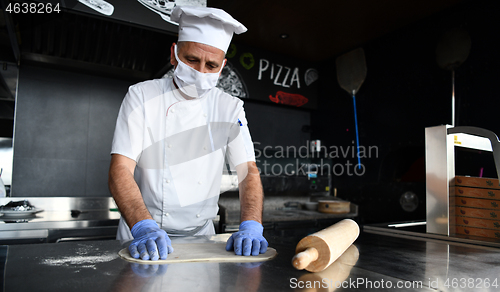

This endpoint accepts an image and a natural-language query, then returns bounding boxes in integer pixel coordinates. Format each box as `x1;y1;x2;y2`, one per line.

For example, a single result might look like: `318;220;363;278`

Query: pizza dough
118;242;277;264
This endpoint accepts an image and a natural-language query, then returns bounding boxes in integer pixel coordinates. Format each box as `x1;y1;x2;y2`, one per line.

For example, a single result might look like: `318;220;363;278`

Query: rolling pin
292;219;360;272
294;245;359;292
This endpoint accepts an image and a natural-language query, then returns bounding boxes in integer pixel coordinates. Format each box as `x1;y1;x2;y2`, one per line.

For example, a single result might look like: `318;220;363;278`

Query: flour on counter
42;253;118;268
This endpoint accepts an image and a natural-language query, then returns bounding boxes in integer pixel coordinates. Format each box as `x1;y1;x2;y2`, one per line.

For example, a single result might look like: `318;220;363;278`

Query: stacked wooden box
452;176;500;239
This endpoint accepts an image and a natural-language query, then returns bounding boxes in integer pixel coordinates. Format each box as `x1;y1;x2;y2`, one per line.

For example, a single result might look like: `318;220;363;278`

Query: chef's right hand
129;219;174;261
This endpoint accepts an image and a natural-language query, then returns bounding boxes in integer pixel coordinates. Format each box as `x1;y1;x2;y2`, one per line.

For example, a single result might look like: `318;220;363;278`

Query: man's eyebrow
183;53;201;60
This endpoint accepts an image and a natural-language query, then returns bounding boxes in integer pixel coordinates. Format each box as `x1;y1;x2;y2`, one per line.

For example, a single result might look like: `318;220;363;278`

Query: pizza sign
221;43;319;109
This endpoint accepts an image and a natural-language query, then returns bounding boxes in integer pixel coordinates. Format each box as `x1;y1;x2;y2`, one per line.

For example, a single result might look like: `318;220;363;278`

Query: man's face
170;41;226;74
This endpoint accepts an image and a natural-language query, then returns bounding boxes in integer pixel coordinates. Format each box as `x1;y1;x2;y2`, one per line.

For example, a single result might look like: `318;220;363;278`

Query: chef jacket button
196;214;201;218
203;146;207;150
168;144;172;148
203;113;207;117
165;213;169;216
198;181;202;184
171;109;175;113
166;179;170;183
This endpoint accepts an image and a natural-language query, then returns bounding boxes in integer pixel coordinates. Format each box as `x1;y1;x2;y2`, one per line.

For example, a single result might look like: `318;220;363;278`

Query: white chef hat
171;6;247;53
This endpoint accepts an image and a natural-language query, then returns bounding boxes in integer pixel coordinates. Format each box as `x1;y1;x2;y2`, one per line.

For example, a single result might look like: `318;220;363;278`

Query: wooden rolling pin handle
292;247;319;270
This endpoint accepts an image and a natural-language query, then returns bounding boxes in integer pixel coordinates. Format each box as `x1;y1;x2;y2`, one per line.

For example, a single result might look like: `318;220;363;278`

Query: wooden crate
454;206;500;220
452;177;500;240
455;216;500;230
455;225;500;239
455;186;500;200
455;196;500;210
454;176;500;190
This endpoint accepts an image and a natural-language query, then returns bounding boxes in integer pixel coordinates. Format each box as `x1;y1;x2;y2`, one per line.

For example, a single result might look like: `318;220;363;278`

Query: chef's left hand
226;220;268;256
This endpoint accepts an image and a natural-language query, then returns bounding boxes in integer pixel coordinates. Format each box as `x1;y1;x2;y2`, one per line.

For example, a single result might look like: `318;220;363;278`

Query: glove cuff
239;220;263;233
131;219;157;237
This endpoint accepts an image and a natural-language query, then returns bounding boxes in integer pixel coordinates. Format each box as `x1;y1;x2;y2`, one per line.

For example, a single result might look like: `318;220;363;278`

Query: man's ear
170;43;177;66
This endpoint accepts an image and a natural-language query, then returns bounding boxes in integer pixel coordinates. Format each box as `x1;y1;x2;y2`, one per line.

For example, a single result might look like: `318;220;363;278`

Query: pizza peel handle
292;219;360;272
435;28;471;127
336;48;367;168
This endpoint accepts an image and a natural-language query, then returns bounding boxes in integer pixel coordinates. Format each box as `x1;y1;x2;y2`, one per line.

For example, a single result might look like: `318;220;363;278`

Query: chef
108;6;267;261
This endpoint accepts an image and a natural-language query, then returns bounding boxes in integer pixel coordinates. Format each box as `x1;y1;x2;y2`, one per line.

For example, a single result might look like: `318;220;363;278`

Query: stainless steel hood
3;7;176;81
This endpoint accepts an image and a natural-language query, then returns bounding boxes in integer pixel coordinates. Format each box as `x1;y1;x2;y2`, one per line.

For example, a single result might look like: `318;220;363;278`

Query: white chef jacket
111;78;256;240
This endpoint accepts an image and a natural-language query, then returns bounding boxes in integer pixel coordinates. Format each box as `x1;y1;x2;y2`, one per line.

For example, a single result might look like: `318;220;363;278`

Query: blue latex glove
226;220;268;256
129;219;174;261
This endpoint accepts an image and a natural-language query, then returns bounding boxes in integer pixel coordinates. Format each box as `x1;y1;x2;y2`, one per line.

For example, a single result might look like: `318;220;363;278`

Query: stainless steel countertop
0;197;118;211
220;196;358;225
3;228;500;291
0;210;120;229
0;197;120;230
223;203;358;227
0;198;120;243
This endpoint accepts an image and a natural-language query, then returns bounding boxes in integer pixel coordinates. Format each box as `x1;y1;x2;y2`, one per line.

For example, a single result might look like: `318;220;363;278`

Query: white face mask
173;45;225;98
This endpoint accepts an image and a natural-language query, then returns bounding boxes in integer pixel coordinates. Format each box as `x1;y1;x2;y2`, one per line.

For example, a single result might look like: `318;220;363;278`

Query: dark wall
12;65;131;197
312;0;500;223
245;102;310;150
